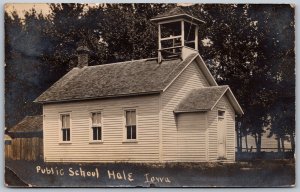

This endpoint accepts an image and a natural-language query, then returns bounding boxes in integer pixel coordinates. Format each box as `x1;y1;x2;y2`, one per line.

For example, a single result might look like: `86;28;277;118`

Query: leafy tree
5;9;54;128
192;4;268;152
5;10;23;128
42;3;87;71
5;3;295;155
5;3;173;127
192;4;295;153
248;4;295;153
83;3;174;64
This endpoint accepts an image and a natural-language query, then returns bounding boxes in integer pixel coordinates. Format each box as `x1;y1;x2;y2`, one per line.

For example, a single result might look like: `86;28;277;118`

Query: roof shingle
35;53;198;103
9;115;43;133
174;86;229;113
151;6;205;23
154;7;188;19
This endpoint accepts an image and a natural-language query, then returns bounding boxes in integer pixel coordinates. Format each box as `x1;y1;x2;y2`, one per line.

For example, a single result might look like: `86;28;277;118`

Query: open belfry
151;7;203;62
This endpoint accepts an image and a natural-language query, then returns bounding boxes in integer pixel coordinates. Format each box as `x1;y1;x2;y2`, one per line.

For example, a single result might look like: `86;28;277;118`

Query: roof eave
173;109;209;114
195;55;218;86
8;130;43;133
209;86;229;111
151;14;206;23
33;67;83;104
35;91;162;104
226;88;244;115
210;87;244;115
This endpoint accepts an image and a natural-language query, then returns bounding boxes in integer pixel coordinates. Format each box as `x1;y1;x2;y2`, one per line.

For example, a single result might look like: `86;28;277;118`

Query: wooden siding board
208;96;236;162
43;95;160;162
161;61;209;162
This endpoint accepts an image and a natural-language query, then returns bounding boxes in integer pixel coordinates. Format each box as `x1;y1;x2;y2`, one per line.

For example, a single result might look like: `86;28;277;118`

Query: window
91;112;102;141
125;110;136;140
61;114;70;141
218;110;225;119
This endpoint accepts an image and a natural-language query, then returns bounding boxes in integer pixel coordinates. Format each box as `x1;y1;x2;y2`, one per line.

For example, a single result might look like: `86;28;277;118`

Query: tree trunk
290;132;295;153
254;134;258;151
277;137;281;152
239;131;243;152
236;127;241;152
257;133;262;153
245;134;248;152
255;133;262;153
281;137;285;152
236;124;242;153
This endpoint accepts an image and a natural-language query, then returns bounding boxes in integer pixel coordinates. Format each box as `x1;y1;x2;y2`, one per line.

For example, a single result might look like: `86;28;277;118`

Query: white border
1;1;298;192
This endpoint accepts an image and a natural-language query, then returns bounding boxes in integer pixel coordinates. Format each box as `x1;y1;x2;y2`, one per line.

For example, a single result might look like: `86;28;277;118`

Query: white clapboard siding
43;94;159;163
176;113;207;162
161;61;209;162
207;96;235;162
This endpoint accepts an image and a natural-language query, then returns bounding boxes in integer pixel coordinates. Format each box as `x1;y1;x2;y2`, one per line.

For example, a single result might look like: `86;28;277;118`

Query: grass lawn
5;159;295;187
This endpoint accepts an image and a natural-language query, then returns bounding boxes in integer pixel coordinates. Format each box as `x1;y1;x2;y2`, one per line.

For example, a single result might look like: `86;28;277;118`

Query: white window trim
59;112;72;144
89;111;103;143
123;108;138;143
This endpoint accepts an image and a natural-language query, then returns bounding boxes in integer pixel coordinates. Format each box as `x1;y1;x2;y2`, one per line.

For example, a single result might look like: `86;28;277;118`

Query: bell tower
151;7;205;63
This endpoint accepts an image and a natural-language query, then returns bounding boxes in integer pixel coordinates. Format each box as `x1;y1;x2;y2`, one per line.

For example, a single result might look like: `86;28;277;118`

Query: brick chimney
76;45;90;68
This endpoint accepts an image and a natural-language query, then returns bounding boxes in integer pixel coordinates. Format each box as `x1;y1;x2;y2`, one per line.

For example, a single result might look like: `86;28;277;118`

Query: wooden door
217;110;226;159
176;113;207;161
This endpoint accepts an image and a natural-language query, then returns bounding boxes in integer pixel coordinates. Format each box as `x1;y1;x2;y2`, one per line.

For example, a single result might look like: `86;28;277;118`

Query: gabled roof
35;51;243;115
151;6;205;23
174;86;244;115
35;53;198;103
9;115;43;133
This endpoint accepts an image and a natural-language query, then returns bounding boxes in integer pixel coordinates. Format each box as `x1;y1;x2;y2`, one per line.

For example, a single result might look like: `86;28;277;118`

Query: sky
4;3;194;19
5;3;51;18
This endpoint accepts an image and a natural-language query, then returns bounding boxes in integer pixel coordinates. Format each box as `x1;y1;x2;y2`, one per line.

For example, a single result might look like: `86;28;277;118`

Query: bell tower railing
157;19;199;63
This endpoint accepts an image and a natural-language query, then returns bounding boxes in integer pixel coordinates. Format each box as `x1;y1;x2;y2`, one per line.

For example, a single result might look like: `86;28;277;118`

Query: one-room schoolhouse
35;7;243;163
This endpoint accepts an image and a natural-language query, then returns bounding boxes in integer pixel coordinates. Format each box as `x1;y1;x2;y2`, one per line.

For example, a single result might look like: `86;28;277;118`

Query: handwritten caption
35;166;171;184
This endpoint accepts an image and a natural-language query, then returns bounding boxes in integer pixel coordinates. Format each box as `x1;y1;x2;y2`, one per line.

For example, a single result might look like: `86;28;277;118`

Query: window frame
218;110;225;119
59;113;72;143
123;108;138;142
89;111;103;143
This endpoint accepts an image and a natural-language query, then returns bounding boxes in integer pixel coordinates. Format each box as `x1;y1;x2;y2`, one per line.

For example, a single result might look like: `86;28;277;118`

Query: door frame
217;110;226;159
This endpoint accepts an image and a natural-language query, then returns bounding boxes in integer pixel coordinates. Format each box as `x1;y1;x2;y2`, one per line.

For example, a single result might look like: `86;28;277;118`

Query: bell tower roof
151;6;205;24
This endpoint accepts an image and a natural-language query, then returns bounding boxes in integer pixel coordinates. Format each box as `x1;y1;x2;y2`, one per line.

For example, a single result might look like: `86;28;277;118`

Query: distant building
35;7;243;163
8;115;43;160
